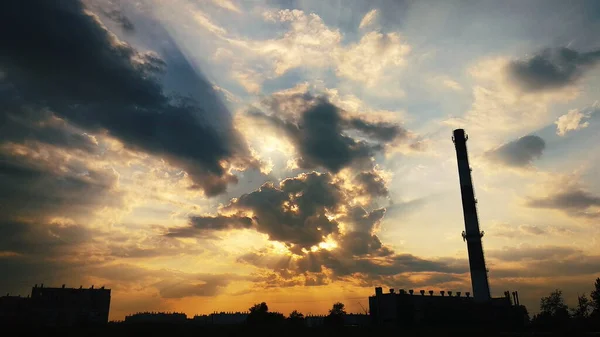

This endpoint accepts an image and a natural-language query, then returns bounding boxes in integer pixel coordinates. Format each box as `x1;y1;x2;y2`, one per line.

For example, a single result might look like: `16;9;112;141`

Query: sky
1;0;600;321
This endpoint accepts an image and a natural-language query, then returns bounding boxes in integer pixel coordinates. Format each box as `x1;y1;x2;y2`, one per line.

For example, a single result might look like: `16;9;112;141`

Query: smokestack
453;129;491;302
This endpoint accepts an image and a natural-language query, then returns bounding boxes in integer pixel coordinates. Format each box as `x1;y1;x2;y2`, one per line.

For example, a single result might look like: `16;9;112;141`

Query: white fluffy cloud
218;9;410;93
336;31;410;86
555;108;591;136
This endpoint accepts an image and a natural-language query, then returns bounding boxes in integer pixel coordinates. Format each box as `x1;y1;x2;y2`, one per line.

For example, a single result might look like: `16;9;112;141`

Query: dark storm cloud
354;171;389;197
346;118;407;142
230;181;469;288
342;206;386;233
508;47;600;92
0;256;89;296
0;220;242;300
103;9;135;31
0;254;244;301
0;108;99;153
336;206;391;257
338;231;393;257
0;0;251;196
487;245;600;279
0;149;123;221
239;248;468;288
527;188;600;217
165;214;254;238
250;93;409;172
165;167;399;261
168;172;344;250
0;218;101;295
0;219;94;257
485;135;545;167
305;251;467;277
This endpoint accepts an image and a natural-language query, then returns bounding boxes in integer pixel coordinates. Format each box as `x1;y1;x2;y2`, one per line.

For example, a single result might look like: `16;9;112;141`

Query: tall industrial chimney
452;129;491;302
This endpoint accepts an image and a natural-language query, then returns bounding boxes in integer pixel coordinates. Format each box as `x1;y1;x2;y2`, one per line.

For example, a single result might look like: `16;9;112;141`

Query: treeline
530;277;600;332
245;301;349;327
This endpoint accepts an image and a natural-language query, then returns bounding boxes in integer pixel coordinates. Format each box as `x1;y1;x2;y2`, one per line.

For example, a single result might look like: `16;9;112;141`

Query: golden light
270;241;292;255
318;239;338;251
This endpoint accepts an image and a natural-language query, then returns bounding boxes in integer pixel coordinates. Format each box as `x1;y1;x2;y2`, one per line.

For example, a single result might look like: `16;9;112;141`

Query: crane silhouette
357;302;368;314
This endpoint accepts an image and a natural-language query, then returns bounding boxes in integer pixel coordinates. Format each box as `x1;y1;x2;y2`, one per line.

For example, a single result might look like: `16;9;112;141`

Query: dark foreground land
7;323;600;337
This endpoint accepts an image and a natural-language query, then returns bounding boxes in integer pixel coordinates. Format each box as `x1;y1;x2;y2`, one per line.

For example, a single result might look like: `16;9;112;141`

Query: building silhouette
0;294;31;324
193;311;249;325
368;287;521;328
367;129;527;329
125;311;188;324
0;284;111;326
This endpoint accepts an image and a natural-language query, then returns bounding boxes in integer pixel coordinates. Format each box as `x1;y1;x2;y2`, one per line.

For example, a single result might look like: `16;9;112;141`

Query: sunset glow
1;0;600;322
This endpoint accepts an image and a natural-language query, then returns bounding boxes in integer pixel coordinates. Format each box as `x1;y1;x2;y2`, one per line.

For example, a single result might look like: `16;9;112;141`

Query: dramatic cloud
354;171;389;198
250;93;409;172
527;188;600;218
166;214;254;238
485;135;546;168
347;118;407;142
168;172;344;251
0;142;123;222
1;109;100;154
0;219;95;257
240;248;469;289
488;245;600;281
103;8;135;31
167;167;468;288
0;215;233;304
0;0;252;197
507;47;600;92
555;108;591;136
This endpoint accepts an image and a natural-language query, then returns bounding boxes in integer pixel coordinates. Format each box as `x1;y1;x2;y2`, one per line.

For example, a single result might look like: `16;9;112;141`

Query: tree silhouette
532;289;570;331
540;290;569;316
246;302;285;326
288;310;304;320
590;278;600;330
329;302;346;316
324;302;345;327
571;294;591;319
249;302;268;314
590;278;600;314
287;310;305;328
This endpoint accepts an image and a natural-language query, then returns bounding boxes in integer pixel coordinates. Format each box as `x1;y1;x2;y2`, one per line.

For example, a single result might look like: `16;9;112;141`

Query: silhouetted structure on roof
0;284;111;326
453;128;491;302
